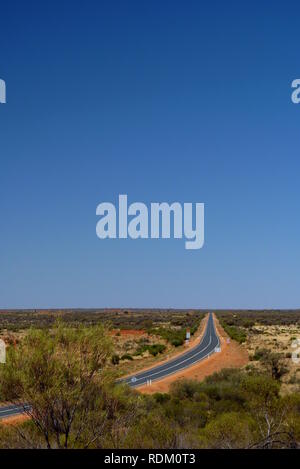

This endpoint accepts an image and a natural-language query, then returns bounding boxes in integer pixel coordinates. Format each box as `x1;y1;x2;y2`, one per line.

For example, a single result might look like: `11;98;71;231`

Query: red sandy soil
0;414;30;426
138;314;249;394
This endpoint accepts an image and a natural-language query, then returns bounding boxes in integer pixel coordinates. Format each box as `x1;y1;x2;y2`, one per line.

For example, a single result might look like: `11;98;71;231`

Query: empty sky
0;1;300;309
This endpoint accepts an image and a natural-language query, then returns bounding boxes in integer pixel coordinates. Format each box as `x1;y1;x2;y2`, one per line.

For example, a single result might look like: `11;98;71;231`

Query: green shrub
121;353;133;361
134;343;166;357
149;327;186;347
153;393;171;404
148;344;166;356
171;338;184;347
252;348;269;361
220;321;247;344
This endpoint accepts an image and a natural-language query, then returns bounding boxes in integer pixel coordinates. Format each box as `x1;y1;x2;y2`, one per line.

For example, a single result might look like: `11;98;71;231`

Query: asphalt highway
0;404;30;419
122;312;220;388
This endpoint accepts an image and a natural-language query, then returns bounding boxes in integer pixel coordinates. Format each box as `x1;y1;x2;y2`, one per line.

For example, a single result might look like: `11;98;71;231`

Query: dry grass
245;323;300;393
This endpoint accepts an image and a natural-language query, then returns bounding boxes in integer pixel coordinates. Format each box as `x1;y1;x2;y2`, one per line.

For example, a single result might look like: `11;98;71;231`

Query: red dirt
0;414;30;426
138;314;249;394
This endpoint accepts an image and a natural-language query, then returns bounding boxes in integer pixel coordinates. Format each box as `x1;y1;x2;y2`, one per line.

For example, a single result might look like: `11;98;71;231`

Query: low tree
241;374;295;448
200;412;255;449
253;348;288;380
124;412;182;449
0;322;116;448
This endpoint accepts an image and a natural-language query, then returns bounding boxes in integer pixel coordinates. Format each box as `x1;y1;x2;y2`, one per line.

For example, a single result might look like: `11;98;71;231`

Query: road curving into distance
121;312;220;388
0;313;220;419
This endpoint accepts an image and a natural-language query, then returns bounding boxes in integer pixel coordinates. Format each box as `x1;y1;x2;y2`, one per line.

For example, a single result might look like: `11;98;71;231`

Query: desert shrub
288;374;297;384
111;354;120;365
0;322;125;449
252;348;270;361
153;393;171;404
170;380;200;400
266;353;289;380
124;412;181;449
134;343;166;357
220;321;247;343
121;353;133;361
142;319;153;330
171;338;184;347
215;310;300;327
200;412;255;449
241;319;255;328
252;349;288;380
148;327;186;346
149;344;166;356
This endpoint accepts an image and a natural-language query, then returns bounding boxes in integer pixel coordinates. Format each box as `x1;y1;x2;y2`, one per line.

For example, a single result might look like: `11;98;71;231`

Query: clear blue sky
0;1;299;309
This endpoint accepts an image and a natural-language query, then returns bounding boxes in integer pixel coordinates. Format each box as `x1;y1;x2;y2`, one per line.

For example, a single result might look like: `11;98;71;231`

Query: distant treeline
0;309;299;332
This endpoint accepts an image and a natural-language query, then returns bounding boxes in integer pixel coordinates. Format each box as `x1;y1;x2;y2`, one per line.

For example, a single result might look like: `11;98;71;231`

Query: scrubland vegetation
215;310;300;327
218;322;247;344
0;309;205;332
0;317;299;449
0;310;204;377
214;310;300;393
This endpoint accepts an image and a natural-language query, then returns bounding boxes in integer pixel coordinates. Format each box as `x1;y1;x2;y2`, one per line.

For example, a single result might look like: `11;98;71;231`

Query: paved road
0;313;220;418
121;312;220;388
0;404;30;419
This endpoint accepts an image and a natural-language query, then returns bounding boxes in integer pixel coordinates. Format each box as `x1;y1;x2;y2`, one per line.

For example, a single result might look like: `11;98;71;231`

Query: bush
220;321;247;343
251;349;288;380
241;319;255;329
171;338;184;347
200;412;255;449
153;393;171;404
134;343;166;357
0;321;114;449
148;326;190;347
252;348;269;361
121;353;133;361
111;354;120;365
149;344;166;356
170;380;200;400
